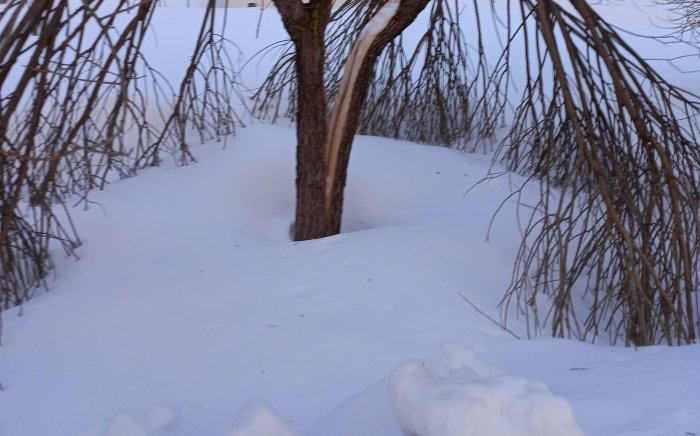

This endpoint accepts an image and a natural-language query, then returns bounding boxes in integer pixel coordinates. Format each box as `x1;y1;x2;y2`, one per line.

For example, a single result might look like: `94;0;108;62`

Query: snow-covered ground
1;3;700;436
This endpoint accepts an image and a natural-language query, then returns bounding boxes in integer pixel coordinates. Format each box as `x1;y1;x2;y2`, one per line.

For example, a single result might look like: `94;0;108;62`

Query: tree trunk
274;0;334;241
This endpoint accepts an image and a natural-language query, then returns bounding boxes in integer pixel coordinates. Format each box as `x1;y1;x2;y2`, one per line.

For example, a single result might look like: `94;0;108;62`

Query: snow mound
77;403;187;436
390;350;585;436
307;378;402;436
77;400;298;436
224;400;299;436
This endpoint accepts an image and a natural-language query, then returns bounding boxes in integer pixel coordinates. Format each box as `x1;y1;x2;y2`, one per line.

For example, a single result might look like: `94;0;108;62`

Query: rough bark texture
274;0;334;241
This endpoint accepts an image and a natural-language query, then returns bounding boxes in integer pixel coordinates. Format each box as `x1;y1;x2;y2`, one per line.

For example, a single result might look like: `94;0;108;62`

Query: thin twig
459;292;521;339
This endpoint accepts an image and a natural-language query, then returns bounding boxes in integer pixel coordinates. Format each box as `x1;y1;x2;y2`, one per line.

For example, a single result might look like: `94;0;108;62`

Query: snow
1;3;700;436
77;403;189;436
390;357;584;436
224;401;298;436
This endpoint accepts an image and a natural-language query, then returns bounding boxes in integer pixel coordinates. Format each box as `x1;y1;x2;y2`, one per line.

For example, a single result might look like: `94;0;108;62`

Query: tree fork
275;0;429;240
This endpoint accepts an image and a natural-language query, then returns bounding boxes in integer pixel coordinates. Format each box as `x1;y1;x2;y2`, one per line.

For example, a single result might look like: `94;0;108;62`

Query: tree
0;0;240;309
272;0;431;240
261;0;700;345
660;0;700;40
2;0;699;346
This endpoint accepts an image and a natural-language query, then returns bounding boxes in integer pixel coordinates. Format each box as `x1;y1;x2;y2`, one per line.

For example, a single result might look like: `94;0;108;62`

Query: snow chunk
224;399;299;436
390;358;585;436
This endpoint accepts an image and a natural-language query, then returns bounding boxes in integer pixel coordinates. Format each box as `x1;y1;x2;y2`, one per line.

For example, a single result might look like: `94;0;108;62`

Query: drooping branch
657;0;700;41
496;0;700;345
254;0;498;149
1;0;158;309
0;0;244;310
357;0;505;149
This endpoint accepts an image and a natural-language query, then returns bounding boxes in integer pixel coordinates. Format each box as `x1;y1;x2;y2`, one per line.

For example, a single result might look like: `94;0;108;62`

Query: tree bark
274;0;333;241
